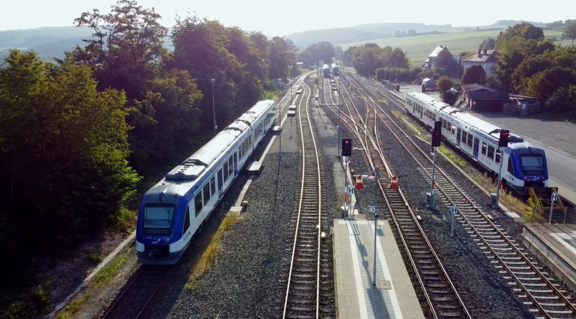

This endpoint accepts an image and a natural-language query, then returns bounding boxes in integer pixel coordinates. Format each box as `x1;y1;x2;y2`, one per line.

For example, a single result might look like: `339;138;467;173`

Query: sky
0;0;573;36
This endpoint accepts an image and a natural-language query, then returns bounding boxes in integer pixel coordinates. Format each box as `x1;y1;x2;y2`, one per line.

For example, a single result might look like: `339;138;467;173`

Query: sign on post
549;192;558;224
451;206;458;215
369;206;376;213
551;192;558;202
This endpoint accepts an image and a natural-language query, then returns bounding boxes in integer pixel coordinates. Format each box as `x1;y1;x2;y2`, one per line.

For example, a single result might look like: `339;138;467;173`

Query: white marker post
549;192;558;224
451;206;457;237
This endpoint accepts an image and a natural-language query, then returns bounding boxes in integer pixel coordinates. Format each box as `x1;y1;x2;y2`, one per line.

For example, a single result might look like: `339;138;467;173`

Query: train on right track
404;92;549;193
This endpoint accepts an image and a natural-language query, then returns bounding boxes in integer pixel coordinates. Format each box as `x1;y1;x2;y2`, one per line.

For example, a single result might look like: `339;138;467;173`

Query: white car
296;89;303;94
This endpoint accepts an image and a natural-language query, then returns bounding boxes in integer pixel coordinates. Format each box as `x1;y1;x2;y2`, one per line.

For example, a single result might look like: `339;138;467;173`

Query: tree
546;85;576;113
299;41;335;66
564;24;576;44
434;49;459;77
408;29;417;36
462;65;487;85
480;37;496;50
0;50;140;272
334;45;344;60
525;67;576;104
437;76;453;92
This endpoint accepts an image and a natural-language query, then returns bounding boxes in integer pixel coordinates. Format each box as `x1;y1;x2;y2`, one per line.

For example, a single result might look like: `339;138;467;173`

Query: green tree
462;65;487;85
564;24;576;44
299;41;335;66
437;76;453;92
0;50;140;271
479;37;496;50
546;85;576;113
525;67;576;104
408;29;417;36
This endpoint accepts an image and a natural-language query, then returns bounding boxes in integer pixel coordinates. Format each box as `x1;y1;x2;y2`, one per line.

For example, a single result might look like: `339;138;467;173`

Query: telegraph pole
429;121;442;209
492;130;509;209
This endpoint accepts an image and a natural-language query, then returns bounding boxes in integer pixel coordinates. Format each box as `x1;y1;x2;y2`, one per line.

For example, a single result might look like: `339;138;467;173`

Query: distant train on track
322;64;330;78
331;63;339;76
136;100;278;265
404;93;549;192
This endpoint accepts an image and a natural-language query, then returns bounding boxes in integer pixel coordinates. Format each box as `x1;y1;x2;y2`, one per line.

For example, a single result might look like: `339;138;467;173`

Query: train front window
143;205;175;235
521;155;544;175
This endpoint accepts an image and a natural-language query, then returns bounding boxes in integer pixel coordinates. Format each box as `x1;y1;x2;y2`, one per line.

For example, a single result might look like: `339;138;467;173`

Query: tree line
0;0;296;317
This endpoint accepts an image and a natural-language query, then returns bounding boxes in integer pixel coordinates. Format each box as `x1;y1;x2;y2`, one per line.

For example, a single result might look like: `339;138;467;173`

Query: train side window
203;183;210;204
467;134;473;148
487;145;495;160
228;157;234;176
184;207;191;233
224;161;229;180
218;168;223;189
195;192;203;217
210;177;216;197
496;151;501;164
461;132;467;144
481;142;487;156
507;157;514;174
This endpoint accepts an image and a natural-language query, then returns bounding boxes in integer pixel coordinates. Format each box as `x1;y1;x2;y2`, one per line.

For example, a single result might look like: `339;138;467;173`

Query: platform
521;223;576;292
333;218;424;319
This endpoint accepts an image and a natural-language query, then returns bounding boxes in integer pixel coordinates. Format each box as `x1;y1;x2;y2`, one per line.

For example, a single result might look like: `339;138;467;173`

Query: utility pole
429;121;442;209
335;89;341;157
372;167;379;286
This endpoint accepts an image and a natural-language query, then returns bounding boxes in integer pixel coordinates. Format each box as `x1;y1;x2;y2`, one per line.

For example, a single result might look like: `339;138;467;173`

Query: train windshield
520;155;544;175
143;205;175;235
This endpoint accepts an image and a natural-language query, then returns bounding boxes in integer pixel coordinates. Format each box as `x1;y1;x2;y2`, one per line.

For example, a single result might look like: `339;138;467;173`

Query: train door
419;104;423;119
473;137;480;159
234;151;238;175
456;128;462;147
218;168;224;198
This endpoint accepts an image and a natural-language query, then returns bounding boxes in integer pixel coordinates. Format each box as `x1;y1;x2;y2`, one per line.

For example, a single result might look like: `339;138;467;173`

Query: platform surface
524;223;576;268
333;218;424;319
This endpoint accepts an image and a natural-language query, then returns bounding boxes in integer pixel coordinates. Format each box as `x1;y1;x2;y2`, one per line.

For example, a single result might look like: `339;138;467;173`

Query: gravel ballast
324;74;535;318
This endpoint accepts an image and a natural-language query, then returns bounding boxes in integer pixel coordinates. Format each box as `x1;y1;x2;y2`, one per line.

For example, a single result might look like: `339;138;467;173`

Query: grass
391;110;425;136
185;214;244;290
54;293;92;319
438;146;467;167
377;97;389;104
339;30;564;66
92;249;131;289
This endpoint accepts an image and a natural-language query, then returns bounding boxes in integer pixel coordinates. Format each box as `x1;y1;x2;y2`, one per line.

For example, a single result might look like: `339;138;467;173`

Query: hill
0;26;93;49
287;23;453;48
338;30;564;66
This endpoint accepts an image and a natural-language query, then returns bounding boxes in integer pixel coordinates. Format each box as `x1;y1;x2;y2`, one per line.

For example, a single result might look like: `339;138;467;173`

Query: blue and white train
404;92;549;191
136;100;278;265
322;64;330;78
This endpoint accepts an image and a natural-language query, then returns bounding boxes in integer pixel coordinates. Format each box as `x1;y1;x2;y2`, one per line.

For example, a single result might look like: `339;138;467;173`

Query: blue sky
1;0;572;36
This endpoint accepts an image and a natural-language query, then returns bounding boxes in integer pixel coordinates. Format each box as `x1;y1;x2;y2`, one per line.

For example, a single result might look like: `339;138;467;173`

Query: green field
339;30;564;67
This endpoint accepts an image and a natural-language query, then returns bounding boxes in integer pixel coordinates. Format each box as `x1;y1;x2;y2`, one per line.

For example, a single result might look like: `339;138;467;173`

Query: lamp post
211;78;217;136
334;89;341;157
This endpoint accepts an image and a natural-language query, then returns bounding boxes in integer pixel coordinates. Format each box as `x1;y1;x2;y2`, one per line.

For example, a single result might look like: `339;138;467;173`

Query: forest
0;1;296;317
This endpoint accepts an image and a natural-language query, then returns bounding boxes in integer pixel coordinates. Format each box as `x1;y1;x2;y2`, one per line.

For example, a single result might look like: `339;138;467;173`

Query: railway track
323;76;471;319
278;77;332;319
346;71;576;319
101;265;172;319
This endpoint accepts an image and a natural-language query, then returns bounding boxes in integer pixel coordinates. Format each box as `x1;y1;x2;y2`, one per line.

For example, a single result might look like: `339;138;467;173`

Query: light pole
334;89;341;157
372;167;379;286
211;78;217;136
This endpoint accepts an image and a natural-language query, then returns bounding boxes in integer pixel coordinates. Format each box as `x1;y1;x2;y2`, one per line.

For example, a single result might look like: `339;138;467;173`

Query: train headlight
165;237;170;242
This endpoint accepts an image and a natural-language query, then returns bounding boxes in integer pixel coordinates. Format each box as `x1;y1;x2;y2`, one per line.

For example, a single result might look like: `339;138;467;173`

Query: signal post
491;130;509;209
428;121;442;209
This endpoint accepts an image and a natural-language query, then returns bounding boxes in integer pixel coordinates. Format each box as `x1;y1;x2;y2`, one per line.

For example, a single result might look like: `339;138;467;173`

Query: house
423;45;461;69
461;83;509;112
462;49;501;76
296;62;304;69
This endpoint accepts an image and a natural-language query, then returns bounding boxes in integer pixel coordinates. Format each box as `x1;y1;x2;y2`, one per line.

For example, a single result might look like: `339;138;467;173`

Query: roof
429;45;449;58
460;83;496;93
462;50;501;63
468;91;510;101
510;94;538;100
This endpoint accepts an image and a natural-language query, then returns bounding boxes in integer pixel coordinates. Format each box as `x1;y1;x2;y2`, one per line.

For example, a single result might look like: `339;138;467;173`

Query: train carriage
136;100;277;265
404;92;548;191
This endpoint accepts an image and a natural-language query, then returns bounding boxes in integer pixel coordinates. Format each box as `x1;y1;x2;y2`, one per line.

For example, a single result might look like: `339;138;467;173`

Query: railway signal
342;139;352;157
431;121;442;147
498;130;509;147
428;121;442;209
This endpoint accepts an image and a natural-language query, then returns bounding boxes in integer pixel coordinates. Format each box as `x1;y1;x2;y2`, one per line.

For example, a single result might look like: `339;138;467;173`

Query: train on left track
136;100;278;265
322;64;330;78
404;92;549;192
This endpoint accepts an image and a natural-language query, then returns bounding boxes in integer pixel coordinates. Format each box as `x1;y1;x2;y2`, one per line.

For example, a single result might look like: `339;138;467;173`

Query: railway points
333;217;425;319
340;70;576;318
